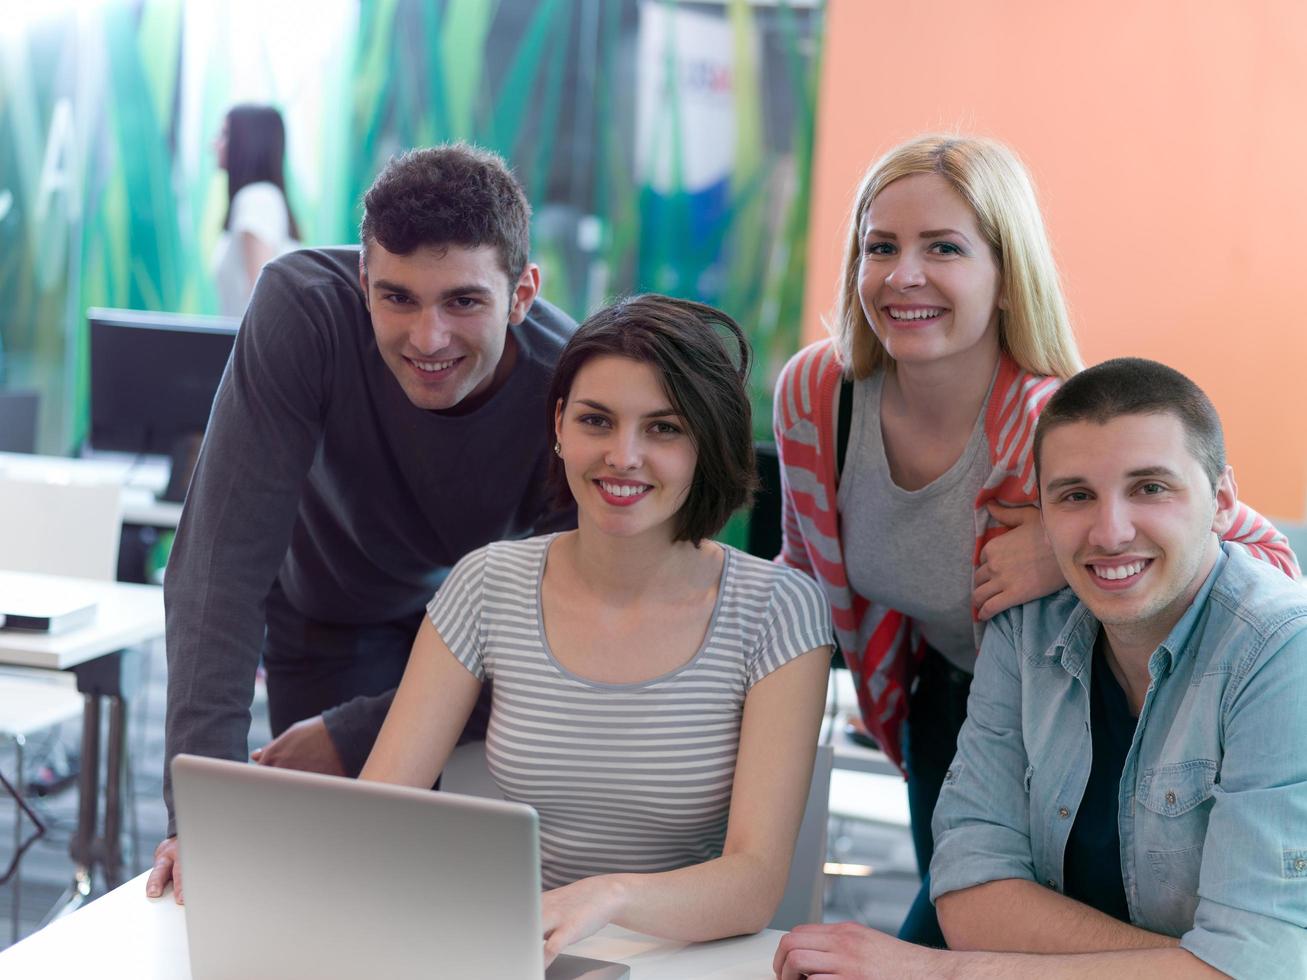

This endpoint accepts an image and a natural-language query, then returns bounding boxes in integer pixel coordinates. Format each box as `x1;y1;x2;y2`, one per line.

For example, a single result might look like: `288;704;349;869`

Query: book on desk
0;576;98;633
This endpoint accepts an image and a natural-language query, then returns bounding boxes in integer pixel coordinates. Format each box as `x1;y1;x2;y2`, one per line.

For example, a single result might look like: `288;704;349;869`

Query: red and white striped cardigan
773;339;1300;771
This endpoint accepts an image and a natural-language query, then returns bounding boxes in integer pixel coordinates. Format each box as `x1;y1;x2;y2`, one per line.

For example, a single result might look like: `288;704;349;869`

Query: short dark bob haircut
546;294;759;546
360;142;531;280
1034;357;1226;490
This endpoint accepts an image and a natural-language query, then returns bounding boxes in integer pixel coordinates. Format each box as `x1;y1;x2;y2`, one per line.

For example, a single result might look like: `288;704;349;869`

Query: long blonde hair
833;134;1081;380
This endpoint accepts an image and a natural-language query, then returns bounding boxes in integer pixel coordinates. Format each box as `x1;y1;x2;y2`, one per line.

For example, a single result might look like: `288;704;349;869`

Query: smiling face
554;355;698;544
361;241;538;412
858;172;1003;371
1039;412;1237;650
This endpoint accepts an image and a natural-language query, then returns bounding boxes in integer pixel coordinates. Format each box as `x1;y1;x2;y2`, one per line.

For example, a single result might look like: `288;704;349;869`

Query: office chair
0;476;124;939
0;390;39;454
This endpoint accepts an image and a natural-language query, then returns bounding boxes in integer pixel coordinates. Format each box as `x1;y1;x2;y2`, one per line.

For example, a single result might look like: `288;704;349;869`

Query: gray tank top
838;369;993;673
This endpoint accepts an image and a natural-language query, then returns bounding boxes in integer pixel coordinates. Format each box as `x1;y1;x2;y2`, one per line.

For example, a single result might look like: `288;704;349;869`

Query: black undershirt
1062;632;1136;922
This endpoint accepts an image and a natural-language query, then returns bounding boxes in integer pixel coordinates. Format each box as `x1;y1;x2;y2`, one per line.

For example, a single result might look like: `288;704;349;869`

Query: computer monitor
87;307;238;457
87;308;239;501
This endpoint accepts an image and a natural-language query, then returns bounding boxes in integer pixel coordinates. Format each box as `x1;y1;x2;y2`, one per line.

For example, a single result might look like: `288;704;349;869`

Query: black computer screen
88;308;239;455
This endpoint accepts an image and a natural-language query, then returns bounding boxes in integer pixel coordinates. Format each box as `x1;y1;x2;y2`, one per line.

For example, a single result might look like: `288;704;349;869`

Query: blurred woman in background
211;104;300;317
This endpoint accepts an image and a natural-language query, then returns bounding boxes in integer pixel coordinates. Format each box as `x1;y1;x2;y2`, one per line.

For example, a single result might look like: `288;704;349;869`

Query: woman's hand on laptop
541;875;627;967
145;836;184;904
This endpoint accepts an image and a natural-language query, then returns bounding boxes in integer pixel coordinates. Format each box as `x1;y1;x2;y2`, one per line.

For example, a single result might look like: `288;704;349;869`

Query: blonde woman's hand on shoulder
973;502;1065;620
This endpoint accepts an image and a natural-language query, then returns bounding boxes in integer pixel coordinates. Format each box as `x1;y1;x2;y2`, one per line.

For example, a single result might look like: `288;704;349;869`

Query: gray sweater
162;247;576;825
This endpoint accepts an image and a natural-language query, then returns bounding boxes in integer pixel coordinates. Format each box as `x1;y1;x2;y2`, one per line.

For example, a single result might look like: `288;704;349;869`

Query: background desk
0;571;165;907
0;572;164;670
0;450;183;585
0;451;182;529
0;872;786;979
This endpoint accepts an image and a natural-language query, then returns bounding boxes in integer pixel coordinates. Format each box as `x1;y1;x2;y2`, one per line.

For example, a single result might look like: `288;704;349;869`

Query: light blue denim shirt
931;544;1307;980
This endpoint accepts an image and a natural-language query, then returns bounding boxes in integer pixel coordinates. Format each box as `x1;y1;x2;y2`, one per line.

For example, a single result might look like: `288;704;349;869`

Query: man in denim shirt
773;359;1306;979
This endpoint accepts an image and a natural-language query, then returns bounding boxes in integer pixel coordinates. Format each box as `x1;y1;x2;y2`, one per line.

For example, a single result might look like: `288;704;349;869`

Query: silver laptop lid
173;755;545;980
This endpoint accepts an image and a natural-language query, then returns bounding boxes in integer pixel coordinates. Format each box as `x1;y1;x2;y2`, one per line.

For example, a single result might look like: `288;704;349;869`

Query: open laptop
172;755;629;980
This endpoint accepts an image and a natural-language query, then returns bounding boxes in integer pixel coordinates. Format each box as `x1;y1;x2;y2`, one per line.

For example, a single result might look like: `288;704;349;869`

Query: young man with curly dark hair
148;144;577;901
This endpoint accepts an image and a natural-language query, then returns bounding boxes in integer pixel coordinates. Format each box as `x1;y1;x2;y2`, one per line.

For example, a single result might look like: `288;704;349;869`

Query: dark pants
897;647;973;948
260;583;490;773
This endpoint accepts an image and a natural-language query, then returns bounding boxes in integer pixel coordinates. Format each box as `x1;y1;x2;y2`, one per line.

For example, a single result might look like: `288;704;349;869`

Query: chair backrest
746;440;783;560
769;743;834;930
0;475;123;581
0;389;39;454
441;741;505;800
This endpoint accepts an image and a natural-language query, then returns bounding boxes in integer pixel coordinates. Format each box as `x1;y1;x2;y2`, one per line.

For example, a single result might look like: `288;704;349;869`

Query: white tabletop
0;571;164;669
0;873;785;979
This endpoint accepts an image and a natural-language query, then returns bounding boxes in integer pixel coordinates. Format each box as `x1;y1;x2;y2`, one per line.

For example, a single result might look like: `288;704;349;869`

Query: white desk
0;872;786;978
0;571;165;908
0;571;164;669
0;451;182;529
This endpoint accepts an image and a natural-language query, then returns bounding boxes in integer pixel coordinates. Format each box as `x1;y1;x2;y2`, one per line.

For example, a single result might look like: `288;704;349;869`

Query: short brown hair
360;143;531;279
546;295;758;546
1034;357;1226;490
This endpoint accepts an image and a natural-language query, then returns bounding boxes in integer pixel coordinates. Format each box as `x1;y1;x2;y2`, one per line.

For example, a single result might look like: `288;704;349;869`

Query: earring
553;441;561;457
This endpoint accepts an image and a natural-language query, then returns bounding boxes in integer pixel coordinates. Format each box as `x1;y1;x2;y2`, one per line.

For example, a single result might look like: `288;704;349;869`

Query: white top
211;181;298;317
429;534;833;889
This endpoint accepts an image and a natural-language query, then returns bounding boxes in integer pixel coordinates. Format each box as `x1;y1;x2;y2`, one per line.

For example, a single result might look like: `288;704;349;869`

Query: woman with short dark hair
362;294;833;965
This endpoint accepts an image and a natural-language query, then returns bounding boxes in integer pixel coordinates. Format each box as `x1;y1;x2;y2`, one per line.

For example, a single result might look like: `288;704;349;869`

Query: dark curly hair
546;294;759;546
360;143;531;279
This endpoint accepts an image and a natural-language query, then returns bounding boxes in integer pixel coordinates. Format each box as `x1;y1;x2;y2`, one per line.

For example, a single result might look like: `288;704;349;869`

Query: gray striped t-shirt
427;534;832;888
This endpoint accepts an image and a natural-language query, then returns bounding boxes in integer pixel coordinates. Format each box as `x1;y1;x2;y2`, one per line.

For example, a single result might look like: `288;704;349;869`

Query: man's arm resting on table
773;922;1227;980
936;878;1178;954
938;946;1227;979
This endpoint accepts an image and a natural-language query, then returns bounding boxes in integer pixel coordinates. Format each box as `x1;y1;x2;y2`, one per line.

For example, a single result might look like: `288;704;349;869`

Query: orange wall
803;1;1307;519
